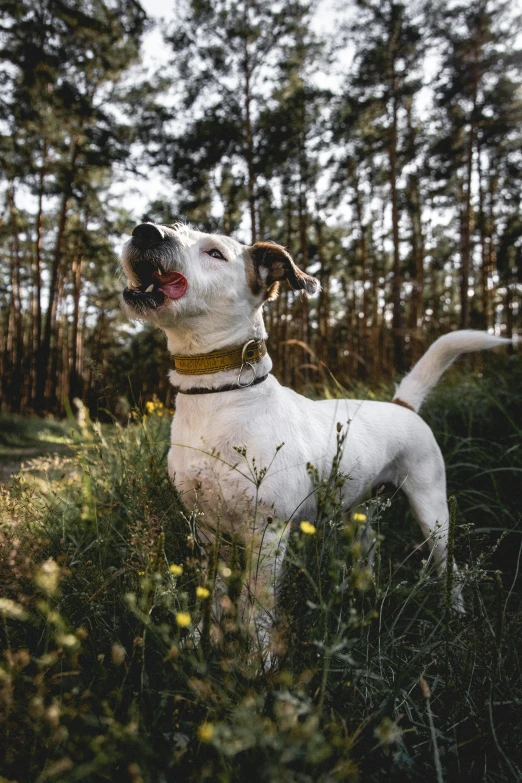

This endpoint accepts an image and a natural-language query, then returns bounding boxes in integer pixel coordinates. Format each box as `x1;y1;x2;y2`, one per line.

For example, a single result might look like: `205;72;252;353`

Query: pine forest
1;0;521;414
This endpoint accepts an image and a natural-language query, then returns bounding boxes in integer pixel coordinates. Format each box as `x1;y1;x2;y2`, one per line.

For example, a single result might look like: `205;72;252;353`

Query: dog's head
120;223;319;339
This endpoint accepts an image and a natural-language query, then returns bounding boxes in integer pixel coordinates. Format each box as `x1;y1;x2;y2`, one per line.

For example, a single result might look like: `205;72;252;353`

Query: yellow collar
172;339;267;376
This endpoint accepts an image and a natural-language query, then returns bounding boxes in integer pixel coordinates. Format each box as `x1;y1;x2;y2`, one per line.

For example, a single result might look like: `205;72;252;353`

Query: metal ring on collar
237;340;258;387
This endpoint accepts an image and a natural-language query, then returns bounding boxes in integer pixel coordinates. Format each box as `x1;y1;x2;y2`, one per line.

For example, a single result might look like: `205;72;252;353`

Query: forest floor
0;415;71;484
1;357;521;782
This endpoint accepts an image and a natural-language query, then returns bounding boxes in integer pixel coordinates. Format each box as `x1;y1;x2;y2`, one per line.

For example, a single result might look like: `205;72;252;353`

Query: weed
0;360;521;782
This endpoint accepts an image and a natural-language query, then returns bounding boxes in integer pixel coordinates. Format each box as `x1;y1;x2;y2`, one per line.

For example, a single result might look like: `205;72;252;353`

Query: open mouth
123;262;188;309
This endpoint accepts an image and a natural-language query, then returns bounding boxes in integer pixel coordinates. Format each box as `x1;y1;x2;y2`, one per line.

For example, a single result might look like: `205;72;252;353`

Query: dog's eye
205;248;227;261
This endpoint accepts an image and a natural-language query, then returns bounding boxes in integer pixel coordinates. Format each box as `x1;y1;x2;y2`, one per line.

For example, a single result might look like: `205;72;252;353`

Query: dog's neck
164;308;273;393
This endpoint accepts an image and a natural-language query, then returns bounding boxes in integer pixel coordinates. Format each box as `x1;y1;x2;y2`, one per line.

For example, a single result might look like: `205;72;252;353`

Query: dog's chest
167;387;318;527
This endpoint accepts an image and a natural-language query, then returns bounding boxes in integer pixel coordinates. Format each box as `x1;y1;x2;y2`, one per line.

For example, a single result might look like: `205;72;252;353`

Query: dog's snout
132;222;164;249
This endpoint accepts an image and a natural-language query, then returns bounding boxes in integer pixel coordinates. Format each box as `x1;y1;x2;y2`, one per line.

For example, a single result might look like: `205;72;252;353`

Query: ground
0;358;521;782
0;415;71;484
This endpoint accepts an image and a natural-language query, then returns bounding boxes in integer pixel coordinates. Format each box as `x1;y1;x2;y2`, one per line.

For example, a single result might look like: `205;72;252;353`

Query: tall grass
0;357;521;782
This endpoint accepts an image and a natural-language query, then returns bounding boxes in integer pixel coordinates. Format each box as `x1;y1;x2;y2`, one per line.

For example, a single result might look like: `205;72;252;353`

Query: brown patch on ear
392;398;416;412
266;281;280;301
249;242;320;298
244;249;262;295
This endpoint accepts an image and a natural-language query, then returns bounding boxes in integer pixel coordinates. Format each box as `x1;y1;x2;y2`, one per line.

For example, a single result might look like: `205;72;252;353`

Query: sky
116;0;522;249
116;0;352;226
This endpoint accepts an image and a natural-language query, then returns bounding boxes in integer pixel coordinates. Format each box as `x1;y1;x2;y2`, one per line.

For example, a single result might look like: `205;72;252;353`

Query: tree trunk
7;184;23;413
459;55;479;330
477;147;498;332
406;174;425;363
31;151;46;407
315;219;331;366
298;157;310;385
36;139;79;412
389;90;403;372
460;123;475;329
69;254;84;401
353;177;369;378
242;4;257;245
404;103;425;365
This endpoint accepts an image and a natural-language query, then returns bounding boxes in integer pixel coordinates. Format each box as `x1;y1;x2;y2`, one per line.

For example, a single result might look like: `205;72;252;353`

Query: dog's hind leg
400;445;465;613
350;505;377;568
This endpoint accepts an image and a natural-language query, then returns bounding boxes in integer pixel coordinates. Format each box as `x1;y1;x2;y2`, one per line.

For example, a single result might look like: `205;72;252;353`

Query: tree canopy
0;0;520;414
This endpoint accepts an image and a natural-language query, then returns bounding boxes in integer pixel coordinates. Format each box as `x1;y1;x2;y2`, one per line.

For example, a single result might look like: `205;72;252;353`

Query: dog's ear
249;242;320;299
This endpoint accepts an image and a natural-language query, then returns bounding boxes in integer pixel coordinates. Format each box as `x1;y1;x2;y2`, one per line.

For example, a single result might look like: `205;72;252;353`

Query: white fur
395;330;510;412
121;224;512;616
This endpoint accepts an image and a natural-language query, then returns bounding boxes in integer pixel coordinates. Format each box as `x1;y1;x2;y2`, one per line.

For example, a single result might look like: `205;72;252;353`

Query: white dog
121;222;510;616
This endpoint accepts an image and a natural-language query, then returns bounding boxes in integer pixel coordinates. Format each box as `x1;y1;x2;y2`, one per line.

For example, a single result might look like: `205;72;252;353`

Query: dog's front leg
199;513;290;664
236;516;291;660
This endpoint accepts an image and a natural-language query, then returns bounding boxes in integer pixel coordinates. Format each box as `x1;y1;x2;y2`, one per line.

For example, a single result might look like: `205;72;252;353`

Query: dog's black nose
132;223;164;249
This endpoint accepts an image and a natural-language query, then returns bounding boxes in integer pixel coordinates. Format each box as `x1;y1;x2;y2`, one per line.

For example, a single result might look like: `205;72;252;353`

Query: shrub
0;360;521;782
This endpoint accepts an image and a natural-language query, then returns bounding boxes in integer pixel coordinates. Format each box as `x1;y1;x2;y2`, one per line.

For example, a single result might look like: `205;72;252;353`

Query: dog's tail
392;330;511;413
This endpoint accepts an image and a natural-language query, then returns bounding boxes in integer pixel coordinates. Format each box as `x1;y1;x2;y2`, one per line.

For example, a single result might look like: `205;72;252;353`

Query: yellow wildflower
196;586;210;599
169;564;183;576
111;644;126;665
35;558;61;596
374;717;402;745
175;612;191;628
353;512;367;522
300;521;316;535
198;722;214;742
56;633;79;649
0;598;28;621
145;397;165;415
353;566;373;592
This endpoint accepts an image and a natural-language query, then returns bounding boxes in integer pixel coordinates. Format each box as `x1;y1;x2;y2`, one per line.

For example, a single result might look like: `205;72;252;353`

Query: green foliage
0;368;521;781
0;416;68;451
1;0;521;417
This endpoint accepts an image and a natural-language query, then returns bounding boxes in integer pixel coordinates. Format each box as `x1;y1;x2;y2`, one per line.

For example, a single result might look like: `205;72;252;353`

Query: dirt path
0;416;73;487
0;462;22;484
0;448;44;485
0;445;71;485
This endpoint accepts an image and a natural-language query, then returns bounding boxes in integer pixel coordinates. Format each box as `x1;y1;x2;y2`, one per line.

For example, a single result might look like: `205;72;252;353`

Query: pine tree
334;0;426;372
431;0;522;330
165;0;315;243
0;0;147;412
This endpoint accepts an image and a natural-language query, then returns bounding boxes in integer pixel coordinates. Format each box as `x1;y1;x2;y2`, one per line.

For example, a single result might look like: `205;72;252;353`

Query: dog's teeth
156;269;163;276
145;284;154;293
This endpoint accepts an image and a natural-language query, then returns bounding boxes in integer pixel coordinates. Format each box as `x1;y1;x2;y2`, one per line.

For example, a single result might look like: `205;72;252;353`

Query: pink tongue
153;270;188;300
